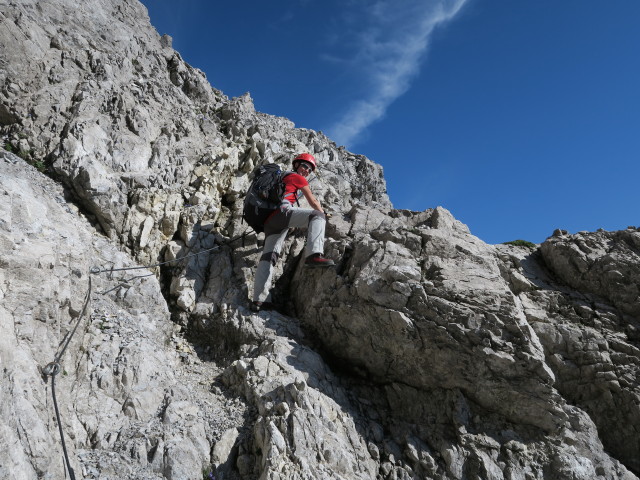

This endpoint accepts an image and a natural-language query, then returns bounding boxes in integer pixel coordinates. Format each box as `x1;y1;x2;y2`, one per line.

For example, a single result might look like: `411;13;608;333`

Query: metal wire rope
89;231;248;275
41;230;248;479
42;275;92;480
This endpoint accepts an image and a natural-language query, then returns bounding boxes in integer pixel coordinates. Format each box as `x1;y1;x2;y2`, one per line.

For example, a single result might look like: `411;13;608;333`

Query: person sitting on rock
251;153;334;312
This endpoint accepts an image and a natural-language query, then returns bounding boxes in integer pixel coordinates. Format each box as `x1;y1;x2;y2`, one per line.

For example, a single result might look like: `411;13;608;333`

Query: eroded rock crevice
1;0;639;479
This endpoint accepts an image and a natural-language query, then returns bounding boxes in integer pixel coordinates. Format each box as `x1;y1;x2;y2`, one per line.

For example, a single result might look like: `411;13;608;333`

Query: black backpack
243;164;290;233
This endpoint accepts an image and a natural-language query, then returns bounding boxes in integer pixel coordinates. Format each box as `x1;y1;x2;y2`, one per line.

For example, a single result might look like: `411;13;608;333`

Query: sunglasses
297;162;313;171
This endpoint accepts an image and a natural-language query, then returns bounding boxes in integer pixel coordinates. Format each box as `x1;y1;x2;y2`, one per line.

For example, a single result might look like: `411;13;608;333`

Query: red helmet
292;153;317;172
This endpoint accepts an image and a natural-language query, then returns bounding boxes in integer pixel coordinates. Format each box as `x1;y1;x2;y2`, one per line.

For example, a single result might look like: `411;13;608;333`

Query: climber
251;153;334;312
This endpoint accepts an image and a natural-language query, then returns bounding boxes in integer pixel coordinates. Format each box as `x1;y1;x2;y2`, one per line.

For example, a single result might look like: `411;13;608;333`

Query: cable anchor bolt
42;362;61;377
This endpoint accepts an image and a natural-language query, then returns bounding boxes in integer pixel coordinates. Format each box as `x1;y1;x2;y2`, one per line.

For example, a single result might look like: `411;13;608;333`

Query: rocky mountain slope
1;0;639;479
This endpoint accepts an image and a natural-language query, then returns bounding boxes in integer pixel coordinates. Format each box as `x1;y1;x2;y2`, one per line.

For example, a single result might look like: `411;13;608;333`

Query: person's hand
280;202;292;213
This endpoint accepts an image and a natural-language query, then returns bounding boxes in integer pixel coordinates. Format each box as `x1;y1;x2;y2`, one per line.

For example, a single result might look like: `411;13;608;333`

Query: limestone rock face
540;229;640;318
0;152;245;479
293;206;563;430
0;0;388;276
1;0;639;479
538;229;640;473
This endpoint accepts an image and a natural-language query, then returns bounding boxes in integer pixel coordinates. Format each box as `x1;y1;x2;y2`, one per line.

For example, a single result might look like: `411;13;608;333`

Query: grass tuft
503;239;537;249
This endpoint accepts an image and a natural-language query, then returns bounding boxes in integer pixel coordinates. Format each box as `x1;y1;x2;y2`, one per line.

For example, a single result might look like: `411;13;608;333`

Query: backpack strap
282;172;301;207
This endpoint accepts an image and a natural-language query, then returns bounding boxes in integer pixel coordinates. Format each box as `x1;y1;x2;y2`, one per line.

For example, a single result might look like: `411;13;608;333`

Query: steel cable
90;231;248;275
41;230;248;476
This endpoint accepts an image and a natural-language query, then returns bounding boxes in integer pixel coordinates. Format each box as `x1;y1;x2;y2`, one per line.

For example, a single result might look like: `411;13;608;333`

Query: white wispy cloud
325;0;468;147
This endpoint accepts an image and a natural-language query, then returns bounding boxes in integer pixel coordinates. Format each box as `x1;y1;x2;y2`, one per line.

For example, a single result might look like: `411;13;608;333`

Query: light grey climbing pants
253;204;326;302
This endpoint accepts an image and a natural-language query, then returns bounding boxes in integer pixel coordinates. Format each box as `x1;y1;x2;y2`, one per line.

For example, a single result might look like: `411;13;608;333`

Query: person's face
296;162;313;177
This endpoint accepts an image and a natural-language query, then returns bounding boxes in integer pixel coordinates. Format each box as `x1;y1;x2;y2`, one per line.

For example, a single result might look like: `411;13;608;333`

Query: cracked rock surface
1;0;639;479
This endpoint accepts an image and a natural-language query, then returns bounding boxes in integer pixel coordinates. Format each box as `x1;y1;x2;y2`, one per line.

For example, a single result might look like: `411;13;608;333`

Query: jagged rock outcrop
1;0;639;479
1;152;249;479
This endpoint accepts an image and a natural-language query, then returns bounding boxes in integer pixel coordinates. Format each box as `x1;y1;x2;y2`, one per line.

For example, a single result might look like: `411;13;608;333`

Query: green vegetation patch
503;239;537;249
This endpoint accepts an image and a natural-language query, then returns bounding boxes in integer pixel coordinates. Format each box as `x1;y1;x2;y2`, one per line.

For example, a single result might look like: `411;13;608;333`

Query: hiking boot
250;301;275;312
305;253;335;268
250;301;262;312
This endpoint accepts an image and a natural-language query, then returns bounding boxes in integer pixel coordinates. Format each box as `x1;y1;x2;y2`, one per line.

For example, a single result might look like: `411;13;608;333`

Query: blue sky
140;0;639;244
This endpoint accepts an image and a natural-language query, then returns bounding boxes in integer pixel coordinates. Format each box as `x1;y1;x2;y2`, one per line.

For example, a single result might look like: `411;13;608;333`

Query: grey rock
212;427;239;472
1;0;639;479
0;153;244;479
